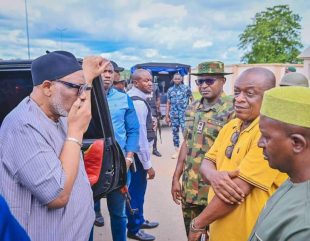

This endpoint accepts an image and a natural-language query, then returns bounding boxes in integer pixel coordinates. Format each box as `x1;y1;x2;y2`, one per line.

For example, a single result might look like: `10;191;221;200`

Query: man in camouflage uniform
166;73;193;158
171;61;234;235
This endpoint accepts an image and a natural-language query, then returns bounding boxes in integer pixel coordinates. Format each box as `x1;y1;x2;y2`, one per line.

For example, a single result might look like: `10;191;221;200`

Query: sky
0;0;310;69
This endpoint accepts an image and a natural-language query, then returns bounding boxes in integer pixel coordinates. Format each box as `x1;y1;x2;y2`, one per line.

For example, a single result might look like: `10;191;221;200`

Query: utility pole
56;28;67;50
24;0;30;59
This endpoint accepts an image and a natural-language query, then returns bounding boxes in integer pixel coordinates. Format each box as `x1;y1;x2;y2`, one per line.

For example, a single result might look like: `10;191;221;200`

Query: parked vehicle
0;60;126;201
130;62;191;118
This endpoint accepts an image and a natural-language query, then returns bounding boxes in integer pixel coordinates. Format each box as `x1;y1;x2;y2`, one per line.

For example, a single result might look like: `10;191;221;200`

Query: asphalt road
94;126;187;241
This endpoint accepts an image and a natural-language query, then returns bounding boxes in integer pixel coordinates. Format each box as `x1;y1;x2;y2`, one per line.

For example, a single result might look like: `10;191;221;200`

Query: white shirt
127;86;152;170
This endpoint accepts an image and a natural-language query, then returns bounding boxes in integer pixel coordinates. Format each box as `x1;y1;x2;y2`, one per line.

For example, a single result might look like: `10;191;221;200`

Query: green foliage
239;5;303;64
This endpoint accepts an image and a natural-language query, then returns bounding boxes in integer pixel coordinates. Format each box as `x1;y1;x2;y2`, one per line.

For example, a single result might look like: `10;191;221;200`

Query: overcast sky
1;0;309;68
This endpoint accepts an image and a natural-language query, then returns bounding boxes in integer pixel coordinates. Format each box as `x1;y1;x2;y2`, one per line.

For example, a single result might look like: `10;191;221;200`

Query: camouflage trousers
170;110;186;147
182;202;207;236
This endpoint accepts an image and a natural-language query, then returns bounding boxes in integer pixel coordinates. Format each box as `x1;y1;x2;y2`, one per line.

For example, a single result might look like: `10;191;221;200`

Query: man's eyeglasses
195;78;218;86
225;130;240;159
55;79;92;96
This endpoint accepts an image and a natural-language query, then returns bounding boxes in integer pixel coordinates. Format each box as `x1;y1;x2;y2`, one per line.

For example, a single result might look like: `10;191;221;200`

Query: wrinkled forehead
62;70;85;84
139;71;152;80
235;72;264;89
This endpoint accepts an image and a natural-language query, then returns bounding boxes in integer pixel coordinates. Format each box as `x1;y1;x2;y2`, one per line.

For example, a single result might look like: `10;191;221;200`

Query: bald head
131;69;153;94
239;67;276;91
234;67;276;123
131;69;151;82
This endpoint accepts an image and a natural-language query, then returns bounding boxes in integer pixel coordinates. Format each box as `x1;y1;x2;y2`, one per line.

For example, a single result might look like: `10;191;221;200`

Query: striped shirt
0;97;95;241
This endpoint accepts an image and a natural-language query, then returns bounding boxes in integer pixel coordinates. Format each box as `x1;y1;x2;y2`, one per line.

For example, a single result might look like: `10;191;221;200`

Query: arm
132;100;153;171
200;158;244;204
49;56;109;208
124;96;140;169
155;88;161;115
188;178;253;241
171;140;187;204
165;101;171;125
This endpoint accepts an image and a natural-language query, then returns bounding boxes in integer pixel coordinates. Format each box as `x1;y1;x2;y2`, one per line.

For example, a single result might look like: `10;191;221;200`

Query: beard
50;91;68;117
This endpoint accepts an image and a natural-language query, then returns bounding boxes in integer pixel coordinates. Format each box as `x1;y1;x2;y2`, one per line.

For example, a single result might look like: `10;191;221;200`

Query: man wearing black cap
0;51;108;241
111;61;127;92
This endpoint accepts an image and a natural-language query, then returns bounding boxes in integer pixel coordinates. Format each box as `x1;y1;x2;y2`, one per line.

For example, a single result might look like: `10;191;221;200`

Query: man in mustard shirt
248;87;310;241
188;67;288;241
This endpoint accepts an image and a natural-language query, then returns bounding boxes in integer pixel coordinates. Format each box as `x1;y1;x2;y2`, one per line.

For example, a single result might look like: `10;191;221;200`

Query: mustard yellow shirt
205;117;288;241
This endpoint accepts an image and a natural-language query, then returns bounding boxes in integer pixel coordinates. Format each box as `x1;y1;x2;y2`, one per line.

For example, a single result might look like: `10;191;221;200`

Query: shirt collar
233;117;260;133
197;92;227;112
130;86;148;100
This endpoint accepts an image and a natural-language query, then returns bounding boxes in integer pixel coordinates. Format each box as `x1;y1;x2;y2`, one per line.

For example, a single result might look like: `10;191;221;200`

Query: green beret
261;87;310;128
287;66;296;72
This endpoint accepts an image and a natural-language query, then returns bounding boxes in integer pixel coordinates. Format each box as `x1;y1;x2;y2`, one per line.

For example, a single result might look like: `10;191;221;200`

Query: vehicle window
0;70;103;140
0;71;33;125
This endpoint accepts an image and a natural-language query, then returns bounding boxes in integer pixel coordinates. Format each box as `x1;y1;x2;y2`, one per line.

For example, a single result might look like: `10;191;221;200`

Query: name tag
197;121;205;134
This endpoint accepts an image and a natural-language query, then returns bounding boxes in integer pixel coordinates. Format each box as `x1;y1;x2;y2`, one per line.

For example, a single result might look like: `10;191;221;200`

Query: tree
238;5;303;64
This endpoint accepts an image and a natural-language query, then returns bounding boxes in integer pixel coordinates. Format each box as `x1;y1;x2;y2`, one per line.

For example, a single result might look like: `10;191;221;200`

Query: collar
130;86;148;100
233;117;259;133
196;92;227;112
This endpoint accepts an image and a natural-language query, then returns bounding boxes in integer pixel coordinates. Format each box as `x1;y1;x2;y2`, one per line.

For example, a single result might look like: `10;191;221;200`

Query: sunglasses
195;78;218;86
225;130;240;159
55;79;92;96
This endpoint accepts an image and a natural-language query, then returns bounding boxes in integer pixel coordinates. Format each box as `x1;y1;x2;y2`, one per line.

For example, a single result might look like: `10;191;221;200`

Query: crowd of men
0;50;310;241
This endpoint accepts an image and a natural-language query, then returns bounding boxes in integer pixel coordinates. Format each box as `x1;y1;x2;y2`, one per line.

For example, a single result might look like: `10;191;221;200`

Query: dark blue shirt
0;195;30;241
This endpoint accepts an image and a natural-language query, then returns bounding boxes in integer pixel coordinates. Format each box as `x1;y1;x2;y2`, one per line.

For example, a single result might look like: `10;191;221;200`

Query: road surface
94;126;187;241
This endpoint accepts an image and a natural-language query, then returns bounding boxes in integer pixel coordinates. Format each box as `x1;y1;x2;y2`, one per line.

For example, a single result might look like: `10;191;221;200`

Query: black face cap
110;60;124;72
31;50;82;86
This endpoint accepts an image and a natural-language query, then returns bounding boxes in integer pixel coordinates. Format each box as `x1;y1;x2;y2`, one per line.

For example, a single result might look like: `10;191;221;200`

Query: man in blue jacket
94;61;140;241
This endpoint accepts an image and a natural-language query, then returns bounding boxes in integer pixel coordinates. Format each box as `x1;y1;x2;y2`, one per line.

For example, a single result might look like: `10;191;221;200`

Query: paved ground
94;126;187;241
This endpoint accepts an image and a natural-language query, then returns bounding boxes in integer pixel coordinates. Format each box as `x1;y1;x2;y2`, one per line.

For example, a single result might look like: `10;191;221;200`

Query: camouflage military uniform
181;93;234;235
167;84;192;147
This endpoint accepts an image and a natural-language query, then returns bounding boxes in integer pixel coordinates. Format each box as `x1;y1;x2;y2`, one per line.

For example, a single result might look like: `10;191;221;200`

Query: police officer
165;73;193;158
171;61;234;235
146;83;162;157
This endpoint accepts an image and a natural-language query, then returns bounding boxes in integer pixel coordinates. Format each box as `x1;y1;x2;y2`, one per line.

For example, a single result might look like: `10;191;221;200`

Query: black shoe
152;150;162;157
127;230;155;241
94;212;104;227
141;220;159;229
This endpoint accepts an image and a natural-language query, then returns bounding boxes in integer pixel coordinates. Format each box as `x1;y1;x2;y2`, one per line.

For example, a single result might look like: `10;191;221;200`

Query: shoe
127;230;155;241
141;220;159;229
152;150;162;157
94;212;104;227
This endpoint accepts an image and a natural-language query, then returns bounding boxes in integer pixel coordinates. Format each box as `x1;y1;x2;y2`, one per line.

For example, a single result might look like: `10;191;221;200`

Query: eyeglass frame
54;79;92;96
195;77;225;86
225;130;240;159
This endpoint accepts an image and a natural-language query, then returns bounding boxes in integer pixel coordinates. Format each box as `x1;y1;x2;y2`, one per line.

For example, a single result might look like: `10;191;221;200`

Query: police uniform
182;94;234;234
167;84;192;148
